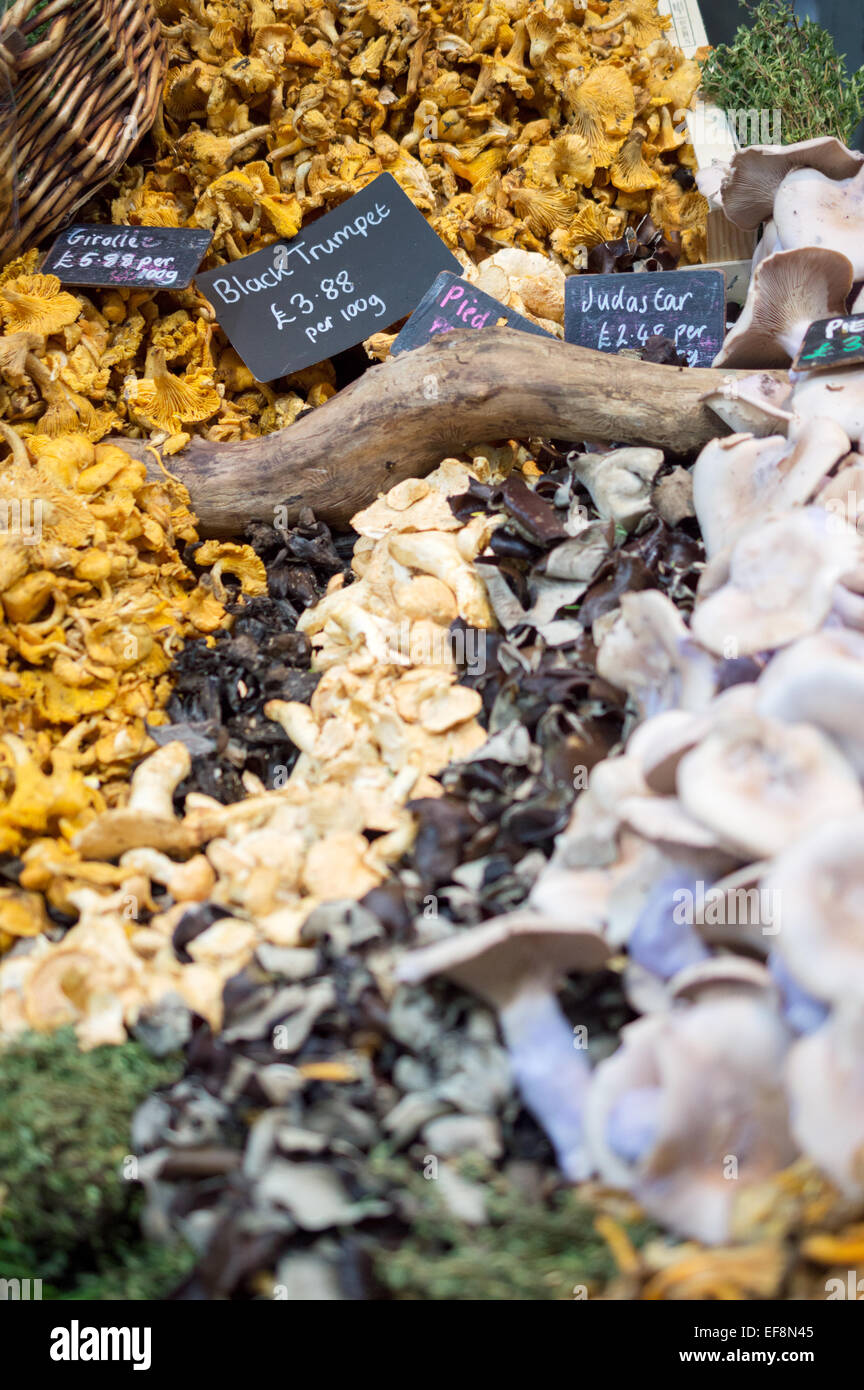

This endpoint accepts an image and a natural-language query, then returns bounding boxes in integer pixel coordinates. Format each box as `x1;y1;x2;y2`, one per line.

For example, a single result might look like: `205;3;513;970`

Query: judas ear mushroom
764;814;864;1007
756;629;864;774
569;446;664;530
714;248;854;369
74;742;200;859
719;136;864;231
790;368;864;449
773;165;864;278
585;994;795;1244
786;1005;864;1196
397;916;610;1180
692;419;851;558
596;590;717;719
701;370;794;438
691;507;862;655
675;713;862;860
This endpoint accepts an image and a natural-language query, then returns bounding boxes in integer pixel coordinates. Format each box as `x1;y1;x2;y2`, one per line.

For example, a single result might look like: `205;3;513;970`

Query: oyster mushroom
764;814;864;1007
719;136;864;231
692;419;851;558
773;165;864;278
398;917;610;1180
786;1005;864;1196
73;742;200;859
756;629;864;773
751;217;782;269
676;713;862;860
701;371;794;438
789;368;864;449
585;988;795;1244
691;507;862;655
571;446;663;529
714;248;854;369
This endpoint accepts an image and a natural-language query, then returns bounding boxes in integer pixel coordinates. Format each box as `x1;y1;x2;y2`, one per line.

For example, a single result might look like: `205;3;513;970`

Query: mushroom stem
498;987;593;1181
127;742;191;819
0;421;30;468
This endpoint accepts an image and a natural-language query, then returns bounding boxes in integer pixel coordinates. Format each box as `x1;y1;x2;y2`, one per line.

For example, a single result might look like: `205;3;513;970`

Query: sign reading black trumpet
195;174;460;382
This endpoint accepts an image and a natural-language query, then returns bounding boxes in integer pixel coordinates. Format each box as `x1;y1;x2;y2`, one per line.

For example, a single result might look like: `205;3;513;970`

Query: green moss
701;0;864;146
0;1029;184;1289
367;1151;657;1301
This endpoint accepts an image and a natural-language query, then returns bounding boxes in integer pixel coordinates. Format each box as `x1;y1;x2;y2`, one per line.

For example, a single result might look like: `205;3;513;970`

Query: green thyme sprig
701;0;864;146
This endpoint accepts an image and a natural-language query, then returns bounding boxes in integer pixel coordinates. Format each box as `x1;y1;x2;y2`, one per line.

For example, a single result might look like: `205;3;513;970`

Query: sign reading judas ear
195;174;460;381
565;269;726;367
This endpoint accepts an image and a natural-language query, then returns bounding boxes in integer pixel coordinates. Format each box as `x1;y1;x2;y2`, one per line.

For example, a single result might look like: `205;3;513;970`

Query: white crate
657;0;757;281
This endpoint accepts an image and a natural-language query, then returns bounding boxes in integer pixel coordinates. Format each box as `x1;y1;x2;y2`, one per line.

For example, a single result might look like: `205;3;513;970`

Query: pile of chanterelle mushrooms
400;134;864;1247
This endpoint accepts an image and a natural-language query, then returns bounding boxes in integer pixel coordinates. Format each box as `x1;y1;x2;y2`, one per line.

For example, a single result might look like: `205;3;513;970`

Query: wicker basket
0;0;166;265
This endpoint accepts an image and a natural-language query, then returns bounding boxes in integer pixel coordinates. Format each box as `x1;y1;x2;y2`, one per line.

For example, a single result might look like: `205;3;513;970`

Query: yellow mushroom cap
126;348;221;433
0;275;82;336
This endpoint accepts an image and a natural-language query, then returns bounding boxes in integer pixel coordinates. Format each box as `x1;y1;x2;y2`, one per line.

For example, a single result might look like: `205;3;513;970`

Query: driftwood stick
116;328;787;533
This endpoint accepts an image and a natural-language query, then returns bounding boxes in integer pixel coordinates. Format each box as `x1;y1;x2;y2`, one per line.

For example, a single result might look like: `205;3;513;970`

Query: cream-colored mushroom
692;419;851;558
73;742;199;859
691;507;862;655
585;991;795;1244
675;713;862;860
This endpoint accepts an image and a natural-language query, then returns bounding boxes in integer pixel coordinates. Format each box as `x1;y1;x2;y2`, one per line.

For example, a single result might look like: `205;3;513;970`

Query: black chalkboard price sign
195;173;461;382
564;268;726;368
41;225;214;290
792;315;864;373
391;271;554;356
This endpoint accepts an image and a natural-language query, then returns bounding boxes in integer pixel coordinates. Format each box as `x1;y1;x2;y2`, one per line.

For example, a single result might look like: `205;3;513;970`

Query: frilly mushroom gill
714;248;854;370
719;137;864;231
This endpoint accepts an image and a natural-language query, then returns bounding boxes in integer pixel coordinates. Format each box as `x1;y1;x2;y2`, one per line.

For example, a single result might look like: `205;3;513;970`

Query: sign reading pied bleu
391;271;553;356
564;269;726;368
42;225;213;290
195;174;461;381
792;315;864;373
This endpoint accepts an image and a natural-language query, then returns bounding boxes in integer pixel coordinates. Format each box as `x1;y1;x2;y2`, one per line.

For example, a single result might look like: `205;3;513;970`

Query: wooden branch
115;328;788;533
